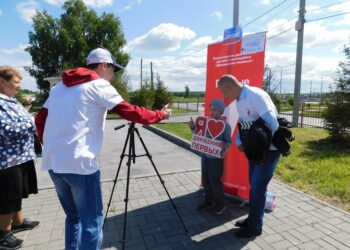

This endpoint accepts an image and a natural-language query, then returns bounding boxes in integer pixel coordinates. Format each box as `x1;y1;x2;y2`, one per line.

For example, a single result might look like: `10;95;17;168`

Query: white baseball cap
86;48;124;71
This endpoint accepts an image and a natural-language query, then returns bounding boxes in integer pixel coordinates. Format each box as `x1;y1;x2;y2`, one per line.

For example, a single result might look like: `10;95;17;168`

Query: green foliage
132;79;154;109
269;92;281;111
287;96;294;106
184;85;190;98
153;75;174;109
25;0;129;98
111;73;130;101
323;39;350;141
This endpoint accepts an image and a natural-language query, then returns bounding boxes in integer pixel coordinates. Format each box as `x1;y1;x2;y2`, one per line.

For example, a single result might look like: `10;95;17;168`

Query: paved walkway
18;118;350;250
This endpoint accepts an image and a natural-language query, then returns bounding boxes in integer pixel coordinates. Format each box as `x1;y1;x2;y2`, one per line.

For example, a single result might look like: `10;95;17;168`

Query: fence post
177;101;179;109
186;102;188;110
197;97;199;112
300;104;304;127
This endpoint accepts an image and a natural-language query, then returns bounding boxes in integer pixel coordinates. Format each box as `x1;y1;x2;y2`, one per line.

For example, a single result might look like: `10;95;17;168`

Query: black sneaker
197;200;212;211
0;232;23;249
207;203;226;215
11;218;39;233
235;218;248;228
235;227;262;238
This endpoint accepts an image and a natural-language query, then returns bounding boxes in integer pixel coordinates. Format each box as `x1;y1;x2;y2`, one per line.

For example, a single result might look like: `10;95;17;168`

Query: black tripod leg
121;127;134;250
134;128;188;233
103;128;131;229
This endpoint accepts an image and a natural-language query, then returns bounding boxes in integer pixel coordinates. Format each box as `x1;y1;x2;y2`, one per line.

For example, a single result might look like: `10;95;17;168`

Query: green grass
154;122;192;141
153;124;350;212
106;108;193;119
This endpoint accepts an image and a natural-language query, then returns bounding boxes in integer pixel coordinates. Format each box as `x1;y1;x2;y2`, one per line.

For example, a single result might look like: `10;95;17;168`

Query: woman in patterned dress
0;66;40;249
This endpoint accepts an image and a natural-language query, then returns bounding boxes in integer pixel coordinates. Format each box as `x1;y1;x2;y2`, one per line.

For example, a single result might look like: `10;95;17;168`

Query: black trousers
201;155;224;205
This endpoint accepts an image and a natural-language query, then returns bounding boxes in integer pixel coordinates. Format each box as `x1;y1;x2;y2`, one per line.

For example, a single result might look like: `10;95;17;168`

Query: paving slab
18;118;350;250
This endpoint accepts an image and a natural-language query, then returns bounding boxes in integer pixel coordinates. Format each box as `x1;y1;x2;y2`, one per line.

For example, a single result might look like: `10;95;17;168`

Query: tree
153;75;174;109
25;0;129;99
323;40;350;141
184;85;190;98
132;78;154;109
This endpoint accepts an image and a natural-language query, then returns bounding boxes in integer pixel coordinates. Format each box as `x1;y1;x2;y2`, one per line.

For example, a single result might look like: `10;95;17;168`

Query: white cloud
44;0;113;7
0;44;37;91
83;0;113;7
328;1;350;12
265;50;340;93
0;9;3;16
44;0;65;5
260;0;272;5
124;35;217;91
16;1;39;23
189;36;218;49
120;5;132;12
305;5;322;13
304;22;350;49
0;44;28;55
127;23;196;52
120;0;143;12
210;11;223;21
265;18;297;47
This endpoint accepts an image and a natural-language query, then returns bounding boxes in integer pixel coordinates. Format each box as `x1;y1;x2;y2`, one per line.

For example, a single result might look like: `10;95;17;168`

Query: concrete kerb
143;123;202;157
144;123;350;216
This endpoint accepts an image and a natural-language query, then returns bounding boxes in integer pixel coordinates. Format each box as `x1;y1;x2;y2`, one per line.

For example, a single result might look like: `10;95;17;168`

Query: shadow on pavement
102;188;252;249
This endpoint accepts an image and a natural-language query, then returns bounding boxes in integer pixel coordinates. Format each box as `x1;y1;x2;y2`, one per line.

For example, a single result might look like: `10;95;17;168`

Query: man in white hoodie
35;48;171;250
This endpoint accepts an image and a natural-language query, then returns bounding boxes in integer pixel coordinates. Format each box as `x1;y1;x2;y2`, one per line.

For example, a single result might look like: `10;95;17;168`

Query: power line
255;0;299;30
266;26;294;40
306;0;349;13
242;0;289;28
306;11;350;22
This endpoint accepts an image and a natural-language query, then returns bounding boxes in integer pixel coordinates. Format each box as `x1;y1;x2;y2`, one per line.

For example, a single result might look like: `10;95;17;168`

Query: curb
143;124;202;157
144;124;350;215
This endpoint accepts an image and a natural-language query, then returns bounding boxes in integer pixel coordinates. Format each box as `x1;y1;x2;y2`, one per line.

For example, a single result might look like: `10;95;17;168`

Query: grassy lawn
106;108;193;119
154;123;350;212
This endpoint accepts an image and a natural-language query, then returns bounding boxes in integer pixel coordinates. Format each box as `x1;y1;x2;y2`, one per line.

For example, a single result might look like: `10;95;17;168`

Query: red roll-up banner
205;32;266;200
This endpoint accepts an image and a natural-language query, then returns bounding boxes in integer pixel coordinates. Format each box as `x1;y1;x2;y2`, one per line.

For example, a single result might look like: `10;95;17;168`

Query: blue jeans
247;150;280;230
49;170;103;250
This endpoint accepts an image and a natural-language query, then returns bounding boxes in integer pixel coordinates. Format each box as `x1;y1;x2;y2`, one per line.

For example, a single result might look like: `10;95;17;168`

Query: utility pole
279;67;283;96
233;0;239;26
320;77;323;96
140;58;143;89
292;0;306;127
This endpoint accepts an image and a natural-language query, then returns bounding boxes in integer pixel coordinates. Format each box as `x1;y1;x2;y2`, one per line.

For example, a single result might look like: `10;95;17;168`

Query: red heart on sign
207;119;225;139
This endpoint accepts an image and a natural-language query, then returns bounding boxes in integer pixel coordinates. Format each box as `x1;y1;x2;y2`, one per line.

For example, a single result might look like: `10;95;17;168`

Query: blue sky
0;0;349;94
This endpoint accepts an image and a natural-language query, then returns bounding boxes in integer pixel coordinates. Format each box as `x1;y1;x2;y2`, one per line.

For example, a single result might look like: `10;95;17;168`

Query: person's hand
188;117;195;129
161;103;172;119
237;144;245;152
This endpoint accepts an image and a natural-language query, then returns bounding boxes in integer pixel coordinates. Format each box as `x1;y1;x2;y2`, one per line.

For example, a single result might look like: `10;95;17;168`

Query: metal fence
279;104;326;129
172;101;203;112
171;101;326;129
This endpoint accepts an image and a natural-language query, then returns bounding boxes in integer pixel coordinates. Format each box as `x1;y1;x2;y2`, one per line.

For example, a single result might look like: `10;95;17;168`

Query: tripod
103;122;188;249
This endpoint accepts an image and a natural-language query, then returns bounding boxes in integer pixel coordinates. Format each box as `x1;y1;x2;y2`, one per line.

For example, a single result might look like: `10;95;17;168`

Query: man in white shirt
35;48;171;249
218;74;280;238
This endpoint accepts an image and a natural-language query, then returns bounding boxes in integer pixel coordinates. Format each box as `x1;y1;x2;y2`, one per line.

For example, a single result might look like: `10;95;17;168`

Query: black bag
272;117;295;156
34;134;42;155
239;118;272;164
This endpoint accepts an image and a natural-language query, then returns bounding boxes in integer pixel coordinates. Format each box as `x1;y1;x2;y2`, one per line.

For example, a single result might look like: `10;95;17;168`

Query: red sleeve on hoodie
110;101;164;125
35;107;48;144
